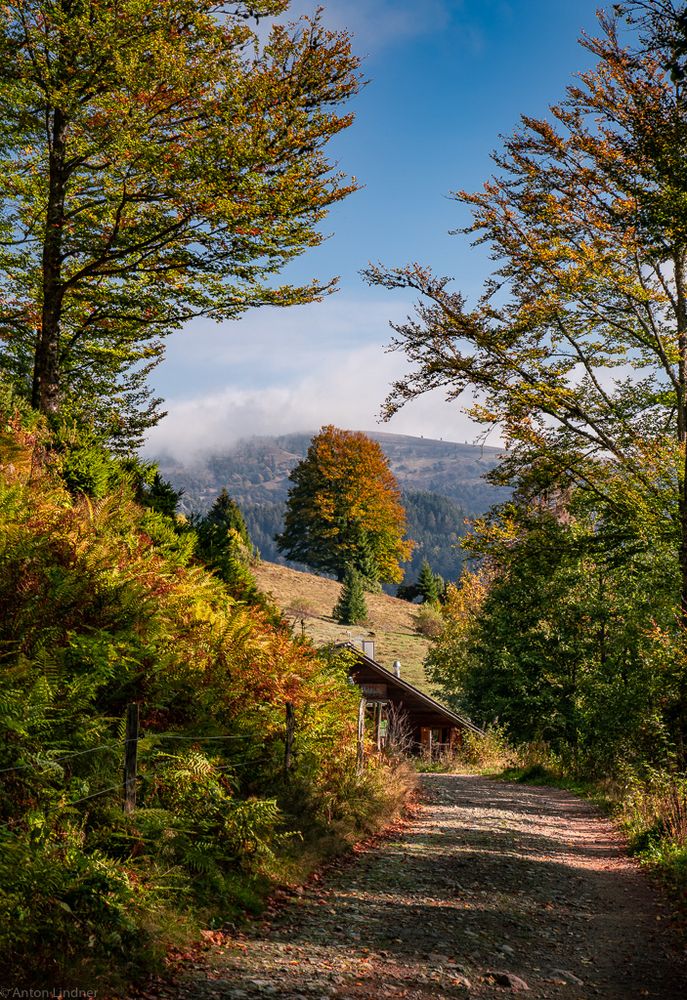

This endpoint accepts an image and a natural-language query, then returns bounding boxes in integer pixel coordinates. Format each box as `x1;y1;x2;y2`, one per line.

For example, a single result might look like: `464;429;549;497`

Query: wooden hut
342;642;482;755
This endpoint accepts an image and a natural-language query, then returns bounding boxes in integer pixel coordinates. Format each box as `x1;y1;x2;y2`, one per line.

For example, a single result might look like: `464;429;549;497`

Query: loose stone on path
132;774;686;1000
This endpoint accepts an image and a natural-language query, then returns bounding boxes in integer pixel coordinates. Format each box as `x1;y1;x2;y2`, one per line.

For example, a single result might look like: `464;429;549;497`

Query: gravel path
140;774;686;999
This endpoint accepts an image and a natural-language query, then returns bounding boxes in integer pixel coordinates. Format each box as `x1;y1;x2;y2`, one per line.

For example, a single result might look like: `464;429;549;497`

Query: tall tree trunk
32;106;67;414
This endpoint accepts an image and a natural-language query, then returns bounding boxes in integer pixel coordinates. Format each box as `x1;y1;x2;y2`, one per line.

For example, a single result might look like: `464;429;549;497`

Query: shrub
458;725;516;771
414;604;444;638
0;402;416;985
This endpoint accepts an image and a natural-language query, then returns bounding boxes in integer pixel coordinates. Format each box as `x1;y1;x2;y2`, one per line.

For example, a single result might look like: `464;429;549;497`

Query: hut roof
340;642;483;736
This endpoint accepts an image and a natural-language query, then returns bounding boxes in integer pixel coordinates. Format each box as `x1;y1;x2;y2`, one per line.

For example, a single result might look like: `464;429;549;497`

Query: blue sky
146;0;603;460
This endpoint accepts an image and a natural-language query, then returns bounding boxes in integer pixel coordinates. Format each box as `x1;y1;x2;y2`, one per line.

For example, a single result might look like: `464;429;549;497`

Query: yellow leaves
280;426;413;582
443;571;490;632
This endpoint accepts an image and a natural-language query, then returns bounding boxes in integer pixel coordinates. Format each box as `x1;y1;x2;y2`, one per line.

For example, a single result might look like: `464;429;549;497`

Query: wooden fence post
356;697;366;774
375;703;383;751
123;703;139;814
428;728;433;763
284;701;295;779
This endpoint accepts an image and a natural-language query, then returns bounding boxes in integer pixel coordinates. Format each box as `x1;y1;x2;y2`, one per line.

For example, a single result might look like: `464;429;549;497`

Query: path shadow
173;774;685;1000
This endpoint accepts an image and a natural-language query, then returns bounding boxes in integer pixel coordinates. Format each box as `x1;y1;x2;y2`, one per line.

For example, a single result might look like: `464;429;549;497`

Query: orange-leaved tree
277;425;413;586
364;2;687;753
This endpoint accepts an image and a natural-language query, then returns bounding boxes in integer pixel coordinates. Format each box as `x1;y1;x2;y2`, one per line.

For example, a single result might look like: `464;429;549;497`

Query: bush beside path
129;775;685;999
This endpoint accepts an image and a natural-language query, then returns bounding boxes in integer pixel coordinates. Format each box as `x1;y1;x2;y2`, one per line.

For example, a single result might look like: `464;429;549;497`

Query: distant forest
158;432;507;588
243;489;468;587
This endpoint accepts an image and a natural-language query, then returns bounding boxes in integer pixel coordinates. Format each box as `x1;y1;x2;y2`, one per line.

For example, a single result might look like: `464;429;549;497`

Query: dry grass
253;560;433;693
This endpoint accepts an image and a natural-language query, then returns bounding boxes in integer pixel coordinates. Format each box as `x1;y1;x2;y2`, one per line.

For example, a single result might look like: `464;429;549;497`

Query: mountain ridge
155;430;509;584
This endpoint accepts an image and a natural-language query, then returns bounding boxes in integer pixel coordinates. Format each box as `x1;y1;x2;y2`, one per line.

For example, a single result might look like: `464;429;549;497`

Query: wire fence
0;703;298;827
0;741;125;775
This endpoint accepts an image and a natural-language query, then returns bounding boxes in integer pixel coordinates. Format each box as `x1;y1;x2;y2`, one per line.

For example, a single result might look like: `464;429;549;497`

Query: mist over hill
155;431;509;585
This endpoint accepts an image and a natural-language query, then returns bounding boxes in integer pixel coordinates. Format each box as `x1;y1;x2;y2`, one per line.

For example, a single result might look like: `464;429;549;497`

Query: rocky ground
131;775;686;999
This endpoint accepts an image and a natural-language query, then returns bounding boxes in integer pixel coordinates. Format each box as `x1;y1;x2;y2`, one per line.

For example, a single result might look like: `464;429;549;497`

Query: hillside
252;560;434;694
157;431;506;513
156;431;508;585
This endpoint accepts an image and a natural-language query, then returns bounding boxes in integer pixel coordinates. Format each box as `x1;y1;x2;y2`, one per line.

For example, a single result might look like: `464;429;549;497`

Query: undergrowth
0;388;416;989
414;725;515;774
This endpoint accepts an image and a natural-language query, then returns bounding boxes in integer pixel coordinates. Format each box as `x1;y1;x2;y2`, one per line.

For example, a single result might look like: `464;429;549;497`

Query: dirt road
141;775;686;999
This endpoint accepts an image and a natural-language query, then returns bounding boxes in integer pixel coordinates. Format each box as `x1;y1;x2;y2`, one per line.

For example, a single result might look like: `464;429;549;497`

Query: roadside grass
253;560;433;693
498;762;615;811
498;761;687;919
275;757;420;883
413;727;516;775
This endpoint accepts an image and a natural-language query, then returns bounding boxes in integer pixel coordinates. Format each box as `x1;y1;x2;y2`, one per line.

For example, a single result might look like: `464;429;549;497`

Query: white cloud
145;340;483;462
265;1;454;54
158;297;405;382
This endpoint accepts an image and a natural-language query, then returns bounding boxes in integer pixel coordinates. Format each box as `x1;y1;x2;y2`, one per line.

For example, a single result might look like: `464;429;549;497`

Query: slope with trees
157;432;506;517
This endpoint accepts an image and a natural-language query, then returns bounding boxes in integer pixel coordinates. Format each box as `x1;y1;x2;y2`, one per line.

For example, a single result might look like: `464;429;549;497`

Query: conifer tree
197;489;259;603
198;489;252;554
353;528;383;593
333;566;368;625
417;558;440;604
142;472;183;519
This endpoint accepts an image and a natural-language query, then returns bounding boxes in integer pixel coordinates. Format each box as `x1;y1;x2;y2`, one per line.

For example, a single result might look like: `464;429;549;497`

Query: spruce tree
353;528;383;592
333;566;368;625
418;558;440;604
199;489;252;554
196;490;259;603
143;472;183;518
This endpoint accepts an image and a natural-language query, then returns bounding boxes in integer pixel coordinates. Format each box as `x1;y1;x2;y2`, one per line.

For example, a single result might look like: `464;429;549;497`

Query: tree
142;472;183;519
196;489;261;603
364;2;687;753
417;558;441;604
0;1;361;445
198;489;252;553
426;494;677;774
332;566;367;625
276;425;413;585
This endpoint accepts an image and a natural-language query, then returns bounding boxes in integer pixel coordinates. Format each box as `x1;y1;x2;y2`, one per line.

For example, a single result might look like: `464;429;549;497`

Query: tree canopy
364;1;687;752
276;425;413;585
0;1;361;446
428;487;678;773
364;3;687;556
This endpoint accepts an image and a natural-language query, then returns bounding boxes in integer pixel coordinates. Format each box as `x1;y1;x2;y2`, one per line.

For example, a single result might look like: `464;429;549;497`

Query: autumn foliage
277;426;413;585
365;3;687;757
0;393;408;984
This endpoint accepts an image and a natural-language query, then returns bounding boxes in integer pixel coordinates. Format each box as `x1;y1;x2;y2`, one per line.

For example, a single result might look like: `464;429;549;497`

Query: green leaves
0;2;362;443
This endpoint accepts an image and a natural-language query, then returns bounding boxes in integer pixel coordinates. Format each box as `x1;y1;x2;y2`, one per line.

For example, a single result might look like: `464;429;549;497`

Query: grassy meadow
252;561;433;695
